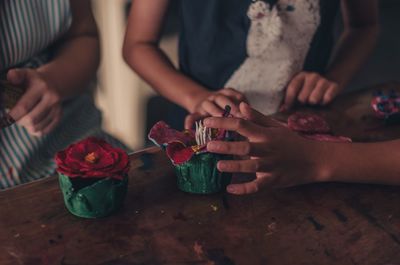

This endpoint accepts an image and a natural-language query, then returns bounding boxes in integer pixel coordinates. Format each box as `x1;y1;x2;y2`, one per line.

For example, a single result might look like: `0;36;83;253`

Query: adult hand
204;102;331;195
7;68;62;136
185;88;247;129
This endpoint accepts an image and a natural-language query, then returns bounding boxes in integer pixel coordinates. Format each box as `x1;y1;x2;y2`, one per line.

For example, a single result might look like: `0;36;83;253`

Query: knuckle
222;162;233;171
225;143;233;153
241;142;251;156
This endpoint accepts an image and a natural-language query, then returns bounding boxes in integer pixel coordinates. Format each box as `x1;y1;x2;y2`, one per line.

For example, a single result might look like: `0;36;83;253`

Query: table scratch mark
346;196;400;246
332;209;348;223
5;248;23;265
306;216;325;231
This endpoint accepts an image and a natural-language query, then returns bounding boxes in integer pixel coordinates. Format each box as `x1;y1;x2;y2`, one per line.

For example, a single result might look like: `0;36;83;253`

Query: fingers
213;94;241;117
17;102;58;136
219;87;247;103
204;117;266;141
201;100;224;117
193;88;247;120
297;73;319;104
40;107;61;135
28;105;58;136
226;176;271;195
7;68;27;86
281;72;304;111
227;181;260;195
322;83;340;105
7;69;41;121
217;158;271;173
23;104;61;136
207;141;266;157
9;89;41;121
308;79;330;105
7;68;62;134
18;99;50;128
239;102;281;127
184;113;204;130
282;72;340;110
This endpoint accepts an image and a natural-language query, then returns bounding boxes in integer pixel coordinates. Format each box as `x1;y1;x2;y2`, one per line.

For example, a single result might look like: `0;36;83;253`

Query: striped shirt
0;0;125;189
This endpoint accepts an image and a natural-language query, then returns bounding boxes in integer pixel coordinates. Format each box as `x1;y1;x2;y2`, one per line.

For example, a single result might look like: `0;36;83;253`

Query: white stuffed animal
225;0;320;115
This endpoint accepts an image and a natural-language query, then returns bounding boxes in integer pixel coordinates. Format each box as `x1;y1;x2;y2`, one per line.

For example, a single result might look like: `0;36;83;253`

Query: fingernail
217;161;227;172
203;118;212;126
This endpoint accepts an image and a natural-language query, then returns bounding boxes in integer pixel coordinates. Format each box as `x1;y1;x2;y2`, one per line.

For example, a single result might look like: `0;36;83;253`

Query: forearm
325;26;379;90
37;35;99;100
123;43;209;112
322;141;400;185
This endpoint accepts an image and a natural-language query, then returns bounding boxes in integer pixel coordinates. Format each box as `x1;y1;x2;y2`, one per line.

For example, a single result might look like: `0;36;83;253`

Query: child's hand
184;88;247;129
7;68;62;136
281;72;341;111
204;102;330;195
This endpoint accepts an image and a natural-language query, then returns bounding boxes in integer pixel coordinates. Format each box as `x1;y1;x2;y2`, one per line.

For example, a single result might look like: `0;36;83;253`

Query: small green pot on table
58;174;128;219
174;153;232;194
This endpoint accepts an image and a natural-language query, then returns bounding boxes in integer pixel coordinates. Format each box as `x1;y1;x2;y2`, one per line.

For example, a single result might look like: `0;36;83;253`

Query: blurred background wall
91;0;400;150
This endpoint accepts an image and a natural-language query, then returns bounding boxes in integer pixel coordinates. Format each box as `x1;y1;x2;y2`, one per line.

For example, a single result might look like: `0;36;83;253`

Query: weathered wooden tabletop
1;84;400;265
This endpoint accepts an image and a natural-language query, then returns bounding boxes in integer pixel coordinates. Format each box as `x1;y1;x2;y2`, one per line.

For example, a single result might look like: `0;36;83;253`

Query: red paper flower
148;121;207;165
55;137;129;180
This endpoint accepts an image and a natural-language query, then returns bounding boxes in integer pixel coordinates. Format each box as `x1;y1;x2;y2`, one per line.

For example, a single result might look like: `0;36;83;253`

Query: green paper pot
174;153;232;194
58;173;128;218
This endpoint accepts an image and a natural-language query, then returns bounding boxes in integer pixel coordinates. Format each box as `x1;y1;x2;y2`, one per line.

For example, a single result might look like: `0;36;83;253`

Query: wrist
183;89;211;113
313;142;356;183
311;142;341;183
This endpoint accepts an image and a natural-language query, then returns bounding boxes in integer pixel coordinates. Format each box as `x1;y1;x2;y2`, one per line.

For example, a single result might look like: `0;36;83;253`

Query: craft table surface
1;84;400;265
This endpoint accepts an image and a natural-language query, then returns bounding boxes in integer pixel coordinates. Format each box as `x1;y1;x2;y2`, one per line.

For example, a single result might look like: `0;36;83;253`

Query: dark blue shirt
179;0;340;91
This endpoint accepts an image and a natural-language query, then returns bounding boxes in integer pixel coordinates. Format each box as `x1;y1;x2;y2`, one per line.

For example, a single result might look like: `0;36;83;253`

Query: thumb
239;102;281;128
7;68;27;86
184;113;203;130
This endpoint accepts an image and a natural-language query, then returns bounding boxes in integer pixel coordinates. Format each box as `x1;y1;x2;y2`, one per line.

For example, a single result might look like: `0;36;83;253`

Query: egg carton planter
56;137;130;218
149;120;232;195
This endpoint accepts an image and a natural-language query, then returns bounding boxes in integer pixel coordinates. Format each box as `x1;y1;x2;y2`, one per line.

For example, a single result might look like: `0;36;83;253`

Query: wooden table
1;84;400;265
